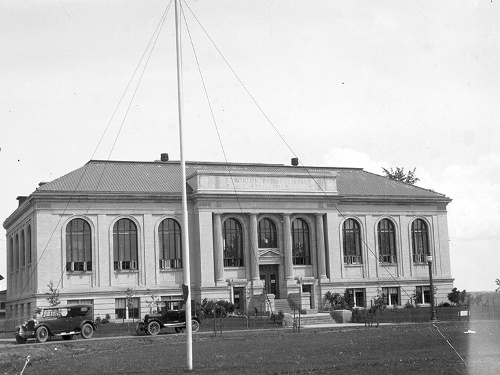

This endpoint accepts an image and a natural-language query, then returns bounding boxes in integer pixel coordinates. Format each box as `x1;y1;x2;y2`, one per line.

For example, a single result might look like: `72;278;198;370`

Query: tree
448;287;469;306
146;289;161;313
45;281;60;306
382;167;420;185
496;279;500;292
125;288;135;317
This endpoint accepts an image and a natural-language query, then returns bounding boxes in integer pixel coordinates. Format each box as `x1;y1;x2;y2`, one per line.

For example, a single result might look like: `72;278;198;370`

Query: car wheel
36;326;49;343
136;322;147;336
15;335;27;344
147;321;161;336
81;323;94;339
62;335;74;340
191;320;200;333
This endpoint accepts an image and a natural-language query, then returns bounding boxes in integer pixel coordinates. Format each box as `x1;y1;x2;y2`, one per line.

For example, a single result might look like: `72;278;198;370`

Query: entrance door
259;264;279;298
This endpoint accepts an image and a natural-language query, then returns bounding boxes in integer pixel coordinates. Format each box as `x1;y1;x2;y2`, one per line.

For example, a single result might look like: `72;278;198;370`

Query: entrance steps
273;299;336;326
297;313;335;326
273;299;295;315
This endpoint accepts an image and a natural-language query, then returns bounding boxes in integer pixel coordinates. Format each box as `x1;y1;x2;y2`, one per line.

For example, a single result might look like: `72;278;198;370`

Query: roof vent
160;153;169;162
291;158;299;166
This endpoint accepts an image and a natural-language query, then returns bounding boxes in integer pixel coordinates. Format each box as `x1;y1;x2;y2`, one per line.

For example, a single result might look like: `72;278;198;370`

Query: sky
0;0;499;292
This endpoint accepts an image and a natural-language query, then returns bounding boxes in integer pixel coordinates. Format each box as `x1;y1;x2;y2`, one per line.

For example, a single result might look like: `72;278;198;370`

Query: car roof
42;304;92;310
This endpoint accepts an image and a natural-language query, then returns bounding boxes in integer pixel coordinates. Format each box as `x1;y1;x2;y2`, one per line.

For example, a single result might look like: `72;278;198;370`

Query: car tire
36;326;49;343
191;320;200;333
136;322;147;336
81;323;94;339
62;335;74;340
15;335;27;344
147;321;161;336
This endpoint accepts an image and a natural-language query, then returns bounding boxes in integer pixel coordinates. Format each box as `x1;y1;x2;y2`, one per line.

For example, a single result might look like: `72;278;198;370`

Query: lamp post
427;255;437;322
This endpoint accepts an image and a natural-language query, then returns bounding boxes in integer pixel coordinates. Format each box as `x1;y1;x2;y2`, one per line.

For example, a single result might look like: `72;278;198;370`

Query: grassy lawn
1;320;498;374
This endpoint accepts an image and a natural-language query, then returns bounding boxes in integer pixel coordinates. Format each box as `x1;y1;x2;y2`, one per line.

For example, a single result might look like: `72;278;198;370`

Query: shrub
371;289;387;312
201;298;235;317
324;290;353;310
404;300;415;308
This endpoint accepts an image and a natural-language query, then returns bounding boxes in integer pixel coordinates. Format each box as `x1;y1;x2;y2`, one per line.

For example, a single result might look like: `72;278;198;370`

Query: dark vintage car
136;299;200;336
15;304;95;344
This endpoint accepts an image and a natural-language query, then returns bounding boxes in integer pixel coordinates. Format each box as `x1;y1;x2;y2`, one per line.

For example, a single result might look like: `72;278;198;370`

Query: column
283;214;294;281
316;213;327;280
213;213;224;284
249;214;260;281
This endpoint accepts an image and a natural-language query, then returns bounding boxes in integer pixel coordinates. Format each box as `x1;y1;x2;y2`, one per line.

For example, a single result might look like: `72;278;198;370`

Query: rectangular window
413;253;427;263
159;259;182;269
114;260;137;270
115;298;140;320
348;288;365;307
382;287;400;306
66;261;92;272
344;255;362;265
415;286;431;304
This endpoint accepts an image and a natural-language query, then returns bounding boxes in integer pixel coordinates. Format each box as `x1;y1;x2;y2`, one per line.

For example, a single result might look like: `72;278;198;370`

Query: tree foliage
447;287;470;306
324;289;355;310
496;279;500;293
125;288;135;309
382;167;420;185
201;298;235;317
45;281;60;306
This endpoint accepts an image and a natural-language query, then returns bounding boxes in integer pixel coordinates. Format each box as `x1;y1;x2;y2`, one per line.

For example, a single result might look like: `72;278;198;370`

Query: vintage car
14;304;95;344
136;299;200;336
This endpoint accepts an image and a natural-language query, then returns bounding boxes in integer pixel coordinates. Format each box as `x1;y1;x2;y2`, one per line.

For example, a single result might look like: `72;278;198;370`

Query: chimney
160;153;169;162
291;158;299;166
16;196;28;207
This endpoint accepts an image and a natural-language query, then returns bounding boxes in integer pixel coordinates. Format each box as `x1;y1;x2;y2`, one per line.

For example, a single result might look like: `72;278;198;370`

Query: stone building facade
3;159;454;322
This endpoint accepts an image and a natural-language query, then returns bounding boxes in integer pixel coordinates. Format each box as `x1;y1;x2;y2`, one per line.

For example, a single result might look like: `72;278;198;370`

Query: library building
3;156;454;322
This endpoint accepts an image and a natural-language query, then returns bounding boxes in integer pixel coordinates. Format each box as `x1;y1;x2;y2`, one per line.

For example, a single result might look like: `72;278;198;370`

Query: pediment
259;249;282;258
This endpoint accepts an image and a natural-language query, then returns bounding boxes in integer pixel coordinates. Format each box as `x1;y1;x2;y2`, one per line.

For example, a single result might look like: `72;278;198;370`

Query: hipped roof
33;160;447;199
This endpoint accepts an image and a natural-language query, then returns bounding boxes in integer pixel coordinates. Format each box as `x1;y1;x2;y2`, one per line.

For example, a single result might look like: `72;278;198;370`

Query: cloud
428;153;500;241
322;147;387;175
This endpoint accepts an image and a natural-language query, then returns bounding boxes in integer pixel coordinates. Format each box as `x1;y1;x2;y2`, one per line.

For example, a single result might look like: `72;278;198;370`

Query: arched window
292;218;311;265
223;218;243;267
158;218;182;269
378;219;397;264
258;218;277;248
20;230;25;268
26;225;32;265
66;218;92;272
113;218;138;270
343;219;362;264
412;219;429;263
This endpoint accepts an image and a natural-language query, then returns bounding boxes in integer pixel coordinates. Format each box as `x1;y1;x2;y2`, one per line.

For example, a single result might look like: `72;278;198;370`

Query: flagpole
174;0;193;370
